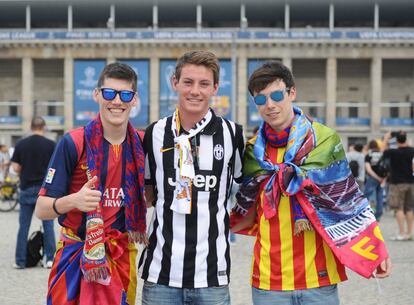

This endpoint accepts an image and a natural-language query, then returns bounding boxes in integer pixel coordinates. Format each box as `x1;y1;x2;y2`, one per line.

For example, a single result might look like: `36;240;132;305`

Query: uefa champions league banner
247;59;265;127
159;59;233;119
119;60;149;127
214;60;232;120
74;60;106;127
159;60;178;119
3;30;414;41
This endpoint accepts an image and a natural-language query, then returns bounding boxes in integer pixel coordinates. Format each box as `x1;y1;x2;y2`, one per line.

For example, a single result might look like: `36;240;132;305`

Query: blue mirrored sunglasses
100;88;136;103
253;88;290;106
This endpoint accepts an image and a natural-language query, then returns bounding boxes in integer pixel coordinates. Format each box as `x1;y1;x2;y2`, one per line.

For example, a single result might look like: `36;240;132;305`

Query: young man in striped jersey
231;61;391;305
35;63;146;305
140;50;244;305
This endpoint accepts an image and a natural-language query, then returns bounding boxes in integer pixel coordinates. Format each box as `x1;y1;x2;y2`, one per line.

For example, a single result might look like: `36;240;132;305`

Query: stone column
326;57;337;128
153;5;158;31
196;4;202;31
329;4;334;31
283;58;292;70
371;57;382;132
237;50;247;128
240;4;248;30
285;4;290;31
374;3;379;31
67;5;73;31
21;57;33;132
64;57;74;131
108;5;115;31
149;57;159;123
25;5;31;32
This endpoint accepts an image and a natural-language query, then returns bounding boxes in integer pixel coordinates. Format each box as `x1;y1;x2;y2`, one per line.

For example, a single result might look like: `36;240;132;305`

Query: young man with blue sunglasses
231;61;391;305
35;62;146;305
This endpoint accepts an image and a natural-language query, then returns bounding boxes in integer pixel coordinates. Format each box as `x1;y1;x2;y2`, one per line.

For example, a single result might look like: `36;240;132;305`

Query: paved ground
1;207;413;305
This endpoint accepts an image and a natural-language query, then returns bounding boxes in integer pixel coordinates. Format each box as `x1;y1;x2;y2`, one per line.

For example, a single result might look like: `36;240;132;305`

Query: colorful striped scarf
253;107;315;234
263;123;290;147
82;115;146;284
233;106;388;278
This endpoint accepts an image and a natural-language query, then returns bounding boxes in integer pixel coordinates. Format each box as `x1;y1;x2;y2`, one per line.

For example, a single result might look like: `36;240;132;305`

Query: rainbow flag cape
232;108;388;279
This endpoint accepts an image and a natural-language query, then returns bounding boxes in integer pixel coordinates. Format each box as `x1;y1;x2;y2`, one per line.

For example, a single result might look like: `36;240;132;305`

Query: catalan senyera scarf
169;108;212;214
233;105;389;278
82;114;145;284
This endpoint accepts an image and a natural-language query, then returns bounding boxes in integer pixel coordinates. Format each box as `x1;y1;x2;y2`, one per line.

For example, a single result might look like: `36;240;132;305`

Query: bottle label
84;217;105;260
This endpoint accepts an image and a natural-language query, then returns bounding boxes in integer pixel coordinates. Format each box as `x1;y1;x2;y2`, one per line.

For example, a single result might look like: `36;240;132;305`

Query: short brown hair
248;61;295;96
174;50;220;85
97;62;137;91
368;139;379;150
31;116;46;131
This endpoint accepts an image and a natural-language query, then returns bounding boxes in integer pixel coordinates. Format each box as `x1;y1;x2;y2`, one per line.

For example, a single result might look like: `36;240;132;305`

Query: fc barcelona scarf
233;106;389;278
82;115;146;284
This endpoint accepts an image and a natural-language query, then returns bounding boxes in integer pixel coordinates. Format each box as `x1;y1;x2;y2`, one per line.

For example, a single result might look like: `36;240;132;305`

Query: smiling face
172;64;218;122
255;80;296;132
93;77;137;129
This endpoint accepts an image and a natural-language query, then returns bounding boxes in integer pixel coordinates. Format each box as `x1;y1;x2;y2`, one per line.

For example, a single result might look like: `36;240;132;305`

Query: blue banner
336;117;370;126
159;59;233;119
381;118;414;126
159;60;178;119
73;60;106;126
0;116;22;124
211;60;232;120
119;60;149;127
247;59;266;127
2;30;414;41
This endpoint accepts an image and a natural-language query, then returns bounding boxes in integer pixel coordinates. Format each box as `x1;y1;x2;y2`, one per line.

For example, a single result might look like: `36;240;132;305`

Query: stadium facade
0;0;413;147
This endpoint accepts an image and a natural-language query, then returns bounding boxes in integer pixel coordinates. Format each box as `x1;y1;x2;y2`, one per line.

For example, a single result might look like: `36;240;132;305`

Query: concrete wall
337;59;371;118
293;59;326;119
0;60;22;117
33;59;64;117
382;59;414;118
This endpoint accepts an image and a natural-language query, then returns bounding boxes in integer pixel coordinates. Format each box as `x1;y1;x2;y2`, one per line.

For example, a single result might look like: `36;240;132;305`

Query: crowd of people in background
346;130;414;241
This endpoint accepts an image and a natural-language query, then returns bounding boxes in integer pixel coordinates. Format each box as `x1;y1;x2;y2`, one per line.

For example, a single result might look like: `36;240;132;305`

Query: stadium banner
336;117;370;126
381;118;414;126
73;60;106;127
119;60;149;127
159;59;233;119
2;31;414;41
159;60;178;119
247;59;266;127
0;116;22;124
212;59;232;120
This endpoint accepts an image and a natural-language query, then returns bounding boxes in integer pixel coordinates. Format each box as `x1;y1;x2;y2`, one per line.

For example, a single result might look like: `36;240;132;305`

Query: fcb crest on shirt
213;144;224;160
45;168;56;184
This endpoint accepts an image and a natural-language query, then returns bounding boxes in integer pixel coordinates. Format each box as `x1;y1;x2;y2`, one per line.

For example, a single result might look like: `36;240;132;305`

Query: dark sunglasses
253;88;290;106
99;88;136;103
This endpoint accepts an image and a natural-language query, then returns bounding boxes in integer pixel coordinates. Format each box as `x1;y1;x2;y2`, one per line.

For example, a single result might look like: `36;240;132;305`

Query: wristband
52;198;63;216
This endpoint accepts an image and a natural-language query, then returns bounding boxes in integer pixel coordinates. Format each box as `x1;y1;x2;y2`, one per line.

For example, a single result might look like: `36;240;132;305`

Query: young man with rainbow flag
35;62;146;305
231;61;391;305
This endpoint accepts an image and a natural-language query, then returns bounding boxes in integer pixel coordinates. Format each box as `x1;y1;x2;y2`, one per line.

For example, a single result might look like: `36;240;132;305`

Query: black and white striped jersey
139;110;244;288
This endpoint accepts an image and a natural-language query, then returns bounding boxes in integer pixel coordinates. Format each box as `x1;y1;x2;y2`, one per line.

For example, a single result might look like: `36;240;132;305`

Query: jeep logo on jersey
168;174;217;192
213;144;224;160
